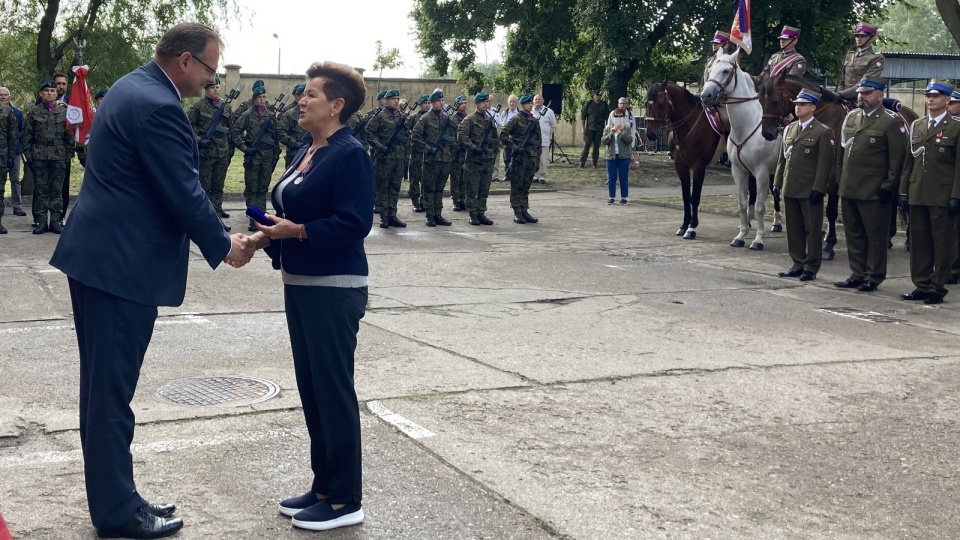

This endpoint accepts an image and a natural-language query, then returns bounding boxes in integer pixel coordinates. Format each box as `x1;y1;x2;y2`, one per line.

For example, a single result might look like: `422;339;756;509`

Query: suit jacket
903;114;960;207
50;61;231;307
774;118;835;198
838;107;907;200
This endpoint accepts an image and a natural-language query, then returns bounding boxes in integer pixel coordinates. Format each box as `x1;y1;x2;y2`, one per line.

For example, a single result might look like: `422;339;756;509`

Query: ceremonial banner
66;64;95;143
730;0;752;54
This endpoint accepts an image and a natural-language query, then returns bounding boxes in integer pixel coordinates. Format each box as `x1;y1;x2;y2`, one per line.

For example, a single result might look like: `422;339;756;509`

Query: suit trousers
908;204;957;295
420;159;450;216
841;197;891;284
785;196;823;274
284;284;367;504
68;277;157;530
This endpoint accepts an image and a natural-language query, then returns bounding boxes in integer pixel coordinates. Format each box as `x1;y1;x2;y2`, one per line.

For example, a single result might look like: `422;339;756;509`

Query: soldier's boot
469;212;481;226
380;212;390;229
0;219;6;234
521;208;538;224
426;215;437;227
413;200;424;212
434;214;452;226
220;210;231;218
452;201;462;212
388;215;407;228
513;209;527;224
477;213;494;225
49;221;63;234
33;220;48;234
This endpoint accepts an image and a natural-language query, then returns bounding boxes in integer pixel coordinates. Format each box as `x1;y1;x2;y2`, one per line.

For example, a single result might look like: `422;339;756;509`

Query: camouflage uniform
365;106;409;219
188;97;233;217
0;103;17;222
231;106;280;217
499;111;542;213
457;110;500;220
449;111;468;209
406;110;428;210
278;105;308;171
23;102;72;226
412;109;457;219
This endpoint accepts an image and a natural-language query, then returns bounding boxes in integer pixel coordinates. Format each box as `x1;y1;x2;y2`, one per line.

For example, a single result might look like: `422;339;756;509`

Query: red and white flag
730;0;752;54
66;65;95;144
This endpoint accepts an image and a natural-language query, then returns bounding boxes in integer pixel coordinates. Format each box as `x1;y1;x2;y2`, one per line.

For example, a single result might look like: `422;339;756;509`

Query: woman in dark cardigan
247;61;373;532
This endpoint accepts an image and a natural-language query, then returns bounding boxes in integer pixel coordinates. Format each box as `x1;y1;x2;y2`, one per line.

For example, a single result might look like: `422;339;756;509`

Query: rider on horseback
838;23;885;102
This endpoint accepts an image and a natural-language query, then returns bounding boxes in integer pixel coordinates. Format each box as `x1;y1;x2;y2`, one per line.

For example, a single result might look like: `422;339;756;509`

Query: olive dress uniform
23;101;72;232
412;106;457;225
187;96;233;219
499;105;542;224
457;104;499;225
774;117;835;276
231;105;280;226
840;47;884;91
836;105;907;287
365;104;409;227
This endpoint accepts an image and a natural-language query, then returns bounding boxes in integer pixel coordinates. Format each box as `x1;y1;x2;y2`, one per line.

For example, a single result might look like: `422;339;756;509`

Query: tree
372;40;403;93
882;0;960;53
935;0;960;50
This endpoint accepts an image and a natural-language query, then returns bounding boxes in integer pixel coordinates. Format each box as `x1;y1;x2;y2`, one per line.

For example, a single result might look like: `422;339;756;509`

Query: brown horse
645;81;721;239
759;72;919;259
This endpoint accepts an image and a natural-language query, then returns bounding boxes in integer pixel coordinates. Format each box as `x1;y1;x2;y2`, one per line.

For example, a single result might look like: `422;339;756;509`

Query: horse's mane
648;81;701;108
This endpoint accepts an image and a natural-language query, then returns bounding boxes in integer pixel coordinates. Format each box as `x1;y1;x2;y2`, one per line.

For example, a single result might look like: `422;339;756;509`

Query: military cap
253;79;265;89
429;88;444;102
854;23;877;36
778;26;801;40
855;77;886;93
453;95;465;108
293;83;306;95
93;88;108;100
519;93;534;105
952;90;960;103
711;31;731;44
376;90;387;100
38;80;56;92
792;89;820;105
204;74;221;89
925;79;954;95
383;89;399;99
418;94;430;103
473;91;490;103
252;85;266;97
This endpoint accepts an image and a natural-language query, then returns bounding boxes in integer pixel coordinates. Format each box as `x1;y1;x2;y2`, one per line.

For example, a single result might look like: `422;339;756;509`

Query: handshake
222;210;303;269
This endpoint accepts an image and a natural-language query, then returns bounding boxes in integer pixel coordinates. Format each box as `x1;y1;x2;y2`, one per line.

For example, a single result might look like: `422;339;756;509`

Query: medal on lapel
937;131;943;143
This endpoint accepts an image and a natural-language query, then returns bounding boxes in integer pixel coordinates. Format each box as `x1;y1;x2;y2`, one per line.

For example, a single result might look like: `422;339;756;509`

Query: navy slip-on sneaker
292;501;364;531
278;491;322;517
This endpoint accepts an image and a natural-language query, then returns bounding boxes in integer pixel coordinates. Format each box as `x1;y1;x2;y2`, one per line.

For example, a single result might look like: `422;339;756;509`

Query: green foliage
879;0;960;53
373;40;403;75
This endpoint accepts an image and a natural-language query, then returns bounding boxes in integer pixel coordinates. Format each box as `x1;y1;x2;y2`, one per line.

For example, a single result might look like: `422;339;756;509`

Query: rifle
425;109;454;160
380;103;411;157
351;106;383;138
503;106;545;179
201;81;244;156
273;87;292;119
473;104;502;162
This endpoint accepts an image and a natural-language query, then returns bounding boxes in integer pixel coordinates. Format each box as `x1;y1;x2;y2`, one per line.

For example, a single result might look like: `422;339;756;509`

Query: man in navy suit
50;23;251;539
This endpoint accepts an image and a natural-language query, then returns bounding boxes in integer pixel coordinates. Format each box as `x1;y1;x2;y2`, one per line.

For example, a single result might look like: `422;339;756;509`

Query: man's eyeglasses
191;54;218;76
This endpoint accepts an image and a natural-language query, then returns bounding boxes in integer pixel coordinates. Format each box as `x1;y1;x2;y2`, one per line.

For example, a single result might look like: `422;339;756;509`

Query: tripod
549;135;572;164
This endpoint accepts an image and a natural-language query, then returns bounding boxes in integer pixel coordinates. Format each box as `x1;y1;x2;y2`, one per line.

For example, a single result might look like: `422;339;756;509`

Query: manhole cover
155;376;279;407
818;307;905;324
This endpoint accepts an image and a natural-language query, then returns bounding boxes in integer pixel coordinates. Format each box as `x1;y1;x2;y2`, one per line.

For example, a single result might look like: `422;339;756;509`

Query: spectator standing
602;108;633;205
580;91;609;168
532;94;556;184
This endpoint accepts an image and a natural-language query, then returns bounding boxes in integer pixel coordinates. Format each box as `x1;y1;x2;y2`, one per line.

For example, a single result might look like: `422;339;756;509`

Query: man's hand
899;194;909;215
198;139;212;149
949;198;960;217
224;233;254;268
809;190;825;205
243;147;259;156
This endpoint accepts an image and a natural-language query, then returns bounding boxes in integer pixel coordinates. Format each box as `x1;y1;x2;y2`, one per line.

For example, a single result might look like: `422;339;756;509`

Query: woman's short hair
305;61;366;124
155;23;223;62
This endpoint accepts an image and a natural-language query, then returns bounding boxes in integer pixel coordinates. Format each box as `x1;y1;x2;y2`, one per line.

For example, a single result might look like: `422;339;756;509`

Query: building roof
880;52;960;80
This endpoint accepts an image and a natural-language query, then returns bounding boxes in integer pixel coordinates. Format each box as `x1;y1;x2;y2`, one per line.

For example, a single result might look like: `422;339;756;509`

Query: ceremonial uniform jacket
499;111;542;160
0;103;17;165
702;56;719;88
187;97;232;158
760;49;807;80
364;106;408;161
23;102;72;161
903;114;960;206
457;110;500;161
774;118;835;198
581;100;609;132
840;46;885;90
838;107;907;200
230;106;280;156
412;108;456;162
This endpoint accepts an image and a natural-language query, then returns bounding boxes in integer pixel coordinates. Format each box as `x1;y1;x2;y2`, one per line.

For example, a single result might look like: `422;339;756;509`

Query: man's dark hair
305;61;366;124
53;73;67;81
155;22;223;64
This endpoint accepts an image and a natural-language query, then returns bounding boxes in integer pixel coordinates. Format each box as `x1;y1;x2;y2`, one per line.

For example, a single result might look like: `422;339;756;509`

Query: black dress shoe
798;271;816;281
834;278;864;288
901;289;928;301
96;508;183;539
778;268;803;278
433;214;452;226
924;294;944;305
13;208;26;216
948;274;960;285
143;502;177;518
477;213;493;225
220;211;230;218
387;215;407;228
857;281;878;292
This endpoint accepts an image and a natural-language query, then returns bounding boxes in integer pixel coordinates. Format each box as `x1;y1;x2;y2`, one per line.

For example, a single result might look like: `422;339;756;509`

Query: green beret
519;93;534;105
419;94;430;103
383;89;399;99
38;80;56;92
252;85;266;97
376;90;387;100
473;92;490;103
93;88;108;100
293;83;306;95
429;88;444;102
204;74;221;89
253;79;265;89
453;95;465;108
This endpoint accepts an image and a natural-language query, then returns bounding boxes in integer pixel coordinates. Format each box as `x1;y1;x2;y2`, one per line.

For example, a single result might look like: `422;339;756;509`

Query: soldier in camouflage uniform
412;89;457;226
838;23;885;100
448;96;468;211
406;95;430;212
231;85;280;231
0;96;16;233
24;81;72;234
457;92;499;226
365;89;408;228
188;75;233;230
278;83;308;170
500;93;542;224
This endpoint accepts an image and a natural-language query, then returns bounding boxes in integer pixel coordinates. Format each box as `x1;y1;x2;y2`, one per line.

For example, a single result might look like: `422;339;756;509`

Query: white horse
700;49;781;250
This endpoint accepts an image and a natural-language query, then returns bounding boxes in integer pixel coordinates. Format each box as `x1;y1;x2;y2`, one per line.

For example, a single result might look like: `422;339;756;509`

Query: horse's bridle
760;80;794;134
706;60;760;106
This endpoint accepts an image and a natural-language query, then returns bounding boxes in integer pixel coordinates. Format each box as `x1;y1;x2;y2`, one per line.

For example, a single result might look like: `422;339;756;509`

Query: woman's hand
247;231;272;251
255;214;302;241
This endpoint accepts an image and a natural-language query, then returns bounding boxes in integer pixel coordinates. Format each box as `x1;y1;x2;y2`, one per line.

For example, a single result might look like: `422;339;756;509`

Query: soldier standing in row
833;77;907;293
0;92;16;234
188;75;233;230
448;96;468;211
366;89;408;229
500;93;541;224
900;80;960;304
579;91;608;169
406;95;430;212
947;90;960;285
773;90;834;282
231;84;280;231
457;92;499;226
412;89;456;227
24;81;72;234
278;83;308;170
759;26;807;81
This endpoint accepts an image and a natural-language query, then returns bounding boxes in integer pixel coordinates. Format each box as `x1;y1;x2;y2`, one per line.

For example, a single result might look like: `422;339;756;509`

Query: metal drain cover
155;376;279;407
819;307;905;324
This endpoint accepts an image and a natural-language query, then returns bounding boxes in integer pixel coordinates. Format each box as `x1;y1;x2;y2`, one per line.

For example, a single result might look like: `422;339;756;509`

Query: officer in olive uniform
900;80;960;304
448;96;469;211
702;31;732;87
833;77;907;292
500;93;542;224
758;26;807;81
838;24;884;99
579;91;608;168
188;75;234;230
773;90;835;281
406;95;431;212
24;80;73;234
0;97;17;234
278;83;308;170
412;89;457;227
366;89;409;228
947;90;960;284
231;84;280;231
457;92;499;226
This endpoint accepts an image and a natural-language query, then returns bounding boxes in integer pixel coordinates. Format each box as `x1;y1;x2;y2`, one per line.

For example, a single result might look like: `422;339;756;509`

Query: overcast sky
218;0;504;79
